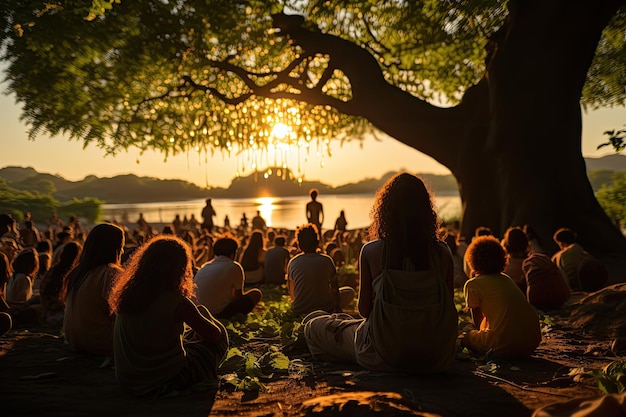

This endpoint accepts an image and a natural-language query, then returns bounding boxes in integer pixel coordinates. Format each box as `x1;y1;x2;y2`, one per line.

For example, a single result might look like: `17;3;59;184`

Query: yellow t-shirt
464;273;541;358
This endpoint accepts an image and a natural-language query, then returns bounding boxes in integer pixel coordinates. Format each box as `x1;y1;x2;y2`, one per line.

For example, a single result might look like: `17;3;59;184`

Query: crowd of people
0;174;612;398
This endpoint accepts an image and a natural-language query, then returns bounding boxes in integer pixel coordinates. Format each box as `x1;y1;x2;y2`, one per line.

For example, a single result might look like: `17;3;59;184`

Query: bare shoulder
361;239;382;258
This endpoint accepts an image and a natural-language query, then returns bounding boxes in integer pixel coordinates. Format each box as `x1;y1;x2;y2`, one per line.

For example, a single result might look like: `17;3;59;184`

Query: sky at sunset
1;85;623;189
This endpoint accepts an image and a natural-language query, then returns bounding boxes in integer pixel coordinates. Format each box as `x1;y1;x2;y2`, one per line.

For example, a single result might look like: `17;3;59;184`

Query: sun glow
271;122;290;140
230;102;331;183
255;197;276;226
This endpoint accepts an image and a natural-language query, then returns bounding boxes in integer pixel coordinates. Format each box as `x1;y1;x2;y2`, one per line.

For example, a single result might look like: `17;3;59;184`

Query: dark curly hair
295;224;319;252
369;173;441;269
109;235;194;314
466;235;508;276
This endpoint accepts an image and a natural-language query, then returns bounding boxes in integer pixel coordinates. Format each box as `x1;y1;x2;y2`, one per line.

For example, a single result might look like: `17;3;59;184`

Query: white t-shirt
193;255;244;314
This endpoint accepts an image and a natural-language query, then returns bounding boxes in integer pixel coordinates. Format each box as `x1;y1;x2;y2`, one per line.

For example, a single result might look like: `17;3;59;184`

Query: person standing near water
201;199;216;233
306;189;324;239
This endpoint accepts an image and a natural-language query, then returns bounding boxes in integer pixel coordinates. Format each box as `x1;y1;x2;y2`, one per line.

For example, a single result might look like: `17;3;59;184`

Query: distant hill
585;154;626;171
0;167;210;203
1;154;624;203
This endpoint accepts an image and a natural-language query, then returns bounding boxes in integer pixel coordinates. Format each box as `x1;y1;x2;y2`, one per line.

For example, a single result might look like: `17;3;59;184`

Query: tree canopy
1;0;623;161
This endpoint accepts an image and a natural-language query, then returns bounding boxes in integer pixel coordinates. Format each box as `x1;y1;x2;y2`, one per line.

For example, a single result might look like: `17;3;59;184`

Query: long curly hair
109;235;194;315
369;173;441;269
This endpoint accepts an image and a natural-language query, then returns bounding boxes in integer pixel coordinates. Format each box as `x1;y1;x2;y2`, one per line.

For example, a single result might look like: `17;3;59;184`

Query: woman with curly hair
462;235;541;359
303;173;458;373
110;235;228;397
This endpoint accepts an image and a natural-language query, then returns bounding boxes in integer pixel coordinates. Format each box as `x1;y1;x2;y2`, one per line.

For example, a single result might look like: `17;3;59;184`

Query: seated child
461;236;541;359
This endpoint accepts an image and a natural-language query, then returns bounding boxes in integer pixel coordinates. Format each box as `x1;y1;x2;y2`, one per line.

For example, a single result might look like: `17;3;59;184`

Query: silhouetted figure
201;199;216;233
334;210;348;233
306;189;324;239
251;210;267;232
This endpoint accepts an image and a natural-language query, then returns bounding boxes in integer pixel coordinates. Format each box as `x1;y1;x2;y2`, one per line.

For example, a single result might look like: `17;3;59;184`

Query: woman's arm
175;297;223;344
357;243;375;318
438;242;455;298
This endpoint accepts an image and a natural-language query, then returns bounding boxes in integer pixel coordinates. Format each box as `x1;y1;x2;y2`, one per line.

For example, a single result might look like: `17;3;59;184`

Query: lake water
102;192;462;231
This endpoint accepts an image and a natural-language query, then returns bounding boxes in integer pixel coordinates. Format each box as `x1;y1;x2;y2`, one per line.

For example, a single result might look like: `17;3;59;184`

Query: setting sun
271;122;291;140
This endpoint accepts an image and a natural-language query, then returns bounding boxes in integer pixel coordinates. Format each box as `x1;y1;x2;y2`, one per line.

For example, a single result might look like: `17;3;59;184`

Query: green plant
593;360;626;394
218;285;310;392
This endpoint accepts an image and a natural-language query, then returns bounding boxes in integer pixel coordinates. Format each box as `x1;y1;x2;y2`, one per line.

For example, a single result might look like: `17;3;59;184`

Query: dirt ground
2;287;626;417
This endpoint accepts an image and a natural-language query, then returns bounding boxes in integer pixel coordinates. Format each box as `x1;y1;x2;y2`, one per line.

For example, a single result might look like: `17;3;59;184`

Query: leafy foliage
595;171;626;227
1;1;624;161
0;177;102;222
597;125;626;153
593;360;626;394
217;285;310;392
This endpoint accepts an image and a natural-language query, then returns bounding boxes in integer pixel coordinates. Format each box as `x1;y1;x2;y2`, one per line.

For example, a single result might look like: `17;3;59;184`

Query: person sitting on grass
522;251;571;311
63;223;125;357
193;236;262;320
6;248;39;305
461;235;541;359
39;241;82;325
288;223;355;316
110;235;228;397
551;227;608;291
501;226;531;294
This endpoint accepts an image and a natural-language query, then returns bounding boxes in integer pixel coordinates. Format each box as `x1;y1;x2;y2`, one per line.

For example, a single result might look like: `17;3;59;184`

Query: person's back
289;251;338;315
194;253;244;314
551;228;589;289
355;238;457;372
303;173;456;374
239;231;265;284
114;290;187;396
263;237;290;285
19;221;40;248
523;253;571;310
64;263;121;356
194;236;261;319
111;235;228;397
63;223;125;356
6;248;39;304
288;224;346;315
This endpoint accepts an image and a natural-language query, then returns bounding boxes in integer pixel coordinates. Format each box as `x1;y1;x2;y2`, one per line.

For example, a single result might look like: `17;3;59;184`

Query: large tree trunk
463;0;626;258
268;2;626;277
